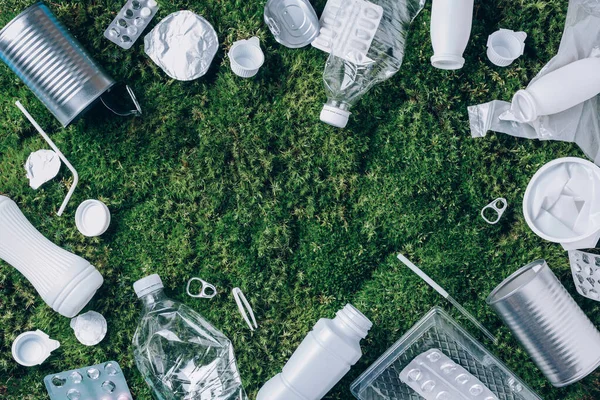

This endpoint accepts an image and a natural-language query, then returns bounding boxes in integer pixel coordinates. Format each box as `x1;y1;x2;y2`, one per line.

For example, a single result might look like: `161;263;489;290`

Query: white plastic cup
229;37;265;78
75;199;110;237
12;330;60;367
486;29;526;67
430;0;474;70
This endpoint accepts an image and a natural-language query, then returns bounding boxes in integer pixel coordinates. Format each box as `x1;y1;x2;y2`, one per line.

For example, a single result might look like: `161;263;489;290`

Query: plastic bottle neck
332;304;372;340
139;289;167;308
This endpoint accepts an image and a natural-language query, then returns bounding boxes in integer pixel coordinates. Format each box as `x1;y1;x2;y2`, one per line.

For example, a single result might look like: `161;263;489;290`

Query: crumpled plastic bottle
132;274;247;400
319;0;425;128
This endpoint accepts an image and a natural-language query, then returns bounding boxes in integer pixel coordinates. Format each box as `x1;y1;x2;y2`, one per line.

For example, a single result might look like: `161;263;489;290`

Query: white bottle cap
75;200;110;237
12;330;60;367
70;311;107;346
320;104;351;128
133;274;164;298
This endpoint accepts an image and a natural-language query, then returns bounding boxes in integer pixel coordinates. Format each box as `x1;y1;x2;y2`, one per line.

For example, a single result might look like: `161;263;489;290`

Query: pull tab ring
186;277;217;299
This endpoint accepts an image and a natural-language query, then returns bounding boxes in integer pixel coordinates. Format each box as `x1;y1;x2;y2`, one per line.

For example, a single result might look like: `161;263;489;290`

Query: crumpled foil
144;11;219;81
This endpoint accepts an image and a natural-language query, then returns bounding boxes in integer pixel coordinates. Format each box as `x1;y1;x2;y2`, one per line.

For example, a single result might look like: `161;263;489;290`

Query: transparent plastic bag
468;0;600;164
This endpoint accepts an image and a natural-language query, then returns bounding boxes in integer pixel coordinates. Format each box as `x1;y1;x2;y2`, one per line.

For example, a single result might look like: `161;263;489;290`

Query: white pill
140;7;152;17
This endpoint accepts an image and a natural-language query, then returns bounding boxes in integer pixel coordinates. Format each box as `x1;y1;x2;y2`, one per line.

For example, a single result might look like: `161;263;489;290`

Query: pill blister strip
400;349;498;400
104;0;159;49
568;250;600;301
44;361;133;400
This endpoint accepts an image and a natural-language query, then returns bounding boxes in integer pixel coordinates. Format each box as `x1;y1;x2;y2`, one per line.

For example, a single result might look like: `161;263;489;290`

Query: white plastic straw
16;101;78;216
397;253;498;344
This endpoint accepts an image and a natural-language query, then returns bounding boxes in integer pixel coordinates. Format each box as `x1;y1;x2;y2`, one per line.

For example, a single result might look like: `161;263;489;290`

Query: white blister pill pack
400;349;498;400
104;0;159;49
568;250;600;301
311;0;383;64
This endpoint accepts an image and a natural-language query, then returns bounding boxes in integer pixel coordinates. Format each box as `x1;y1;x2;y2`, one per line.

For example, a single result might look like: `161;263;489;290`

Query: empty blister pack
44;361;133;400
311;0;383;64
104;0;159;49
568;250;600;301
400;349;498;400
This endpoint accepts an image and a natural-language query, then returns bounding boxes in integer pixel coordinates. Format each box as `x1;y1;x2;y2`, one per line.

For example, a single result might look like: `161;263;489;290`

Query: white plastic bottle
257;304;372;400
430;0;474;70
0;196;103;317
509;56;600;122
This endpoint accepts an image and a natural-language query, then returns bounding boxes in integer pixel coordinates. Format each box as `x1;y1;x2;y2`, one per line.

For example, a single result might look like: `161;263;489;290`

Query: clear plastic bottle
132;274;247;400
320;0;425;128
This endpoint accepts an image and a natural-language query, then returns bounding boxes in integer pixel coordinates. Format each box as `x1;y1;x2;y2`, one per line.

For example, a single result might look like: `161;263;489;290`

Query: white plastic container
257;304;372;400
509;56;600;122
75;199;111;237
228;37;265;78
486;29;526;67
430;0;474;70
0;195;103;317
12;330;60;367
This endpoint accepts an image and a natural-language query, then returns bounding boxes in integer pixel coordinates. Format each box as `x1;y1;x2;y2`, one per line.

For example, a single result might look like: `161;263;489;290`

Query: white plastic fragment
487;29;526;67
228;37;265;78
232;287;257;331
75;200;111;237
70;311;108;346
400;348;499;400
481;198;507;224
25;149;61;189
568;250;600;301
186;277;217;299
16;101;78;216
12;329;60;367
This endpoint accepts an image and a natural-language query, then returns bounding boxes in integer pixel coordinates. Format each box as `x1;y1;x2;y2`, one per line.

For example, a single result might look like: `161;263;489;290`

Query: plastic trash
264;0;320;48
104;0;159;49
44;361;133;400
12;330;60;367
25;150;61;190
257;304;372;400
132;274;248;400
400;349;498;400
568;250;600;301
319;0;425;128
232;287;257;331
0;195;104;318
481;198;507;224
70;311;108;346
229;37;265;78
468;0;600;165
486;29;526;67
523;157;600;250
430;0;474;69
144;11;219;81
75;200;111;237
487;260;600;387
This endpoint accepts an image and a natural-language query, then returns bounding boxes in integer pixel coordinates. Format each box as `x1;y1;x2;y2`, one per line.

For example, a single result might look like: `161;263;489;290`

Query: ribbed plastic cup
487;260;600;387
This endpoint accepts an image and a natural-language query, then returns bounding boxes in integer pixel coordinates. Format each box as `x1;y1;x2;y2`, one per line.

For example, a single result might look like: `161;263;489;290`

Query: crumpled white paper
24;149;61;189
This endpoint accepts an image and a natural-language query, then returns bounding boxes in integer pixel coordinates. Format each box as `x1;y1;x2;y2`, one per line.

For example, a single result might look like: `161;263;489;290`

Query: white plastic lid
11;330;60;367
75;200;110;237
133;274;164;298
320;104;351;128
70;311;107;346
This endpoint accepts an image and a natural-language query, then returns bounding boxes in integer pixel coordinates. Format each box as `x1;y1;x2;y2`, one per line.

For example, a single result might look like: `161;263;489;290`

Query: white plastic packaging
430;0;474;70
0;195;104;317
75;199;111;237
71;311;108;346
229;37;265;78
486;29;526;67
257;304;372;400
12;330;60;367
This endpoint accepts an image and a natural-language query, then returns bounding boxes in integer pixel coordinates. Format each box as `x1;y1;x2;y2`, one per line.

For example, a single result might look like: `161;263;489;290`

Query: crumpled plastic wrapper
25;149;61;189
468;0;600;164
144;11;219;81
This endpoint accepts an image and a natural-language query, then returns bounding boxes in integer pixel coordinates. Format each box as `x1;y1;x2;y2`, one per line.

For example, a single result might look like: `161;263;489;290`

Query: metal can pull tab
186;277;217;299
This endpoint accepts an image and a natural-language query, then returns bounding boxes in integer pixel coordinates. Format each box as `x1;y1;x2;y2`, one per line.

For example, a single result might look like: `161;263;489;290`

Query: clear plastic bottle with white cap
132;274;248;400
319;0;425;128
257;304;372;400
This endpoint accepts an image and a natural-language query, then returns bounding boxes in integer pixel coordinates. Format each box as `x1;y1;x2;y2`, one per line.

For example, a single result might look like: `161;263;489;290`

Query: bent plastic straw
16;101;78;216
397;253;498;345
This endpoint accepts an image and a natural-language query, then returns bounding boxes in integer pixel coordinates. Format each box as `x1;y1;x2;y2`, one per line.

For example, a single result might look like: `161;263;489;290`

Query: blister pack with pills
311;0;383;64
400;349;498;400
104;0;159;49
44;361;133;400
568;250;600;301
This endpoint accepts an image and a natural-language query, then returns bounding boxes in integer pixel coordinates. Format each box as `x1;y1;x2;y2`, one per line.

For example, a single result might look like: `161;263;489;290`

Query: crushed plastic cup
75;200;111;237
486;29;526;67
229;37;265;78
12;330;60;367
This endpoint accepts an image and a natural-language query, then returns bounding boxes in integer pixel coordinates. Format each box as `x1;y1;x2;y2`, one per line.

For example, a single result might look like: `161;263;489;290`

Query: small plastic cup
229;37;265;78
487;29;526;67
75;199;110;237
12;330;60;367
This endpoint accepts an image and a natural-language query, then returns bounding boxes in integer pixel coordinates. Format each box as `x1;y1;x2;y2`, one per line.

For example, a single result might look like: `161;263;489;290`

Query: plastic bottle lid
75;199;110;237
320;104;351;128
12;330;60;367
70;311;107;346
133;274;164;298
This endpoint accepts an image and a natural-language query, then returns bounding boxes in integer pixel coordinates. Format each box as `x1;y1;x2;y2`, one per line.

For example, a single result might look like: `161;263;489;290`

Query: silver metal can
487;259;600;387
0;3;115;126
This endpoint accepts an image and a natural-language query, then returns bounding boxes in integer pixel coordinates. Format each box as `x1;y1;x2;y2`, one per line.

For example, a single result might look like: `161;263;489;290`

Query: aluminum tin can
487;259;600;387
0;3;115;126
264;0;320;49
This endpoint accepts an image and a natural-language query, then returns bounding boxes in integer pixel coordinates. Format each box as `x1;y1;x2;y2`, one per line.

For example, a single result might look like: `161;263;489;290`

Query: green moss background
1;0;599;399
